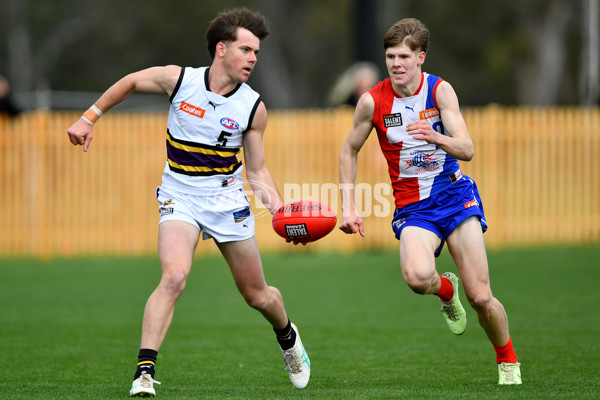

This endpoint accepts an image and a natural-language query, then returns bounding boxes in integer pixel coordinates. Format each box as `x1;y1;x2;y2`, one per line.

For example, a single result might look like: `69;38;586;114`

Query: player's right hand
339;213;365;237
67;118;94;152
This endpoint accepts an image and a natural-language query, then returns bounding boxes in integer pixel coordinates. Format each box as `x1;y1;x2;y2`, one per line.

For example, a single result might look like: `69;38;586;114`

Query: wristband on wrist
81;115;94;126
81;104;104;126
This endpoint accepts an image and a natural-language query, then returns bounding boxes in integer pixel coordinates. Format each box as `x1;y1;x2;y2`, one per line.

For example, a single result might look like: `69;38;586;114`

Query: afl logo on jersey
383;113;403;128
220;118;239;130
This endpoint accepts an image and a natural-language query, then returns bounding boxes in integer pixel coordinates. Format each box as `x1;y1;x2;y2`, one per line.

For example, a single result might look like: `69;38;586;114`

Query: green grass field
1;245;599;399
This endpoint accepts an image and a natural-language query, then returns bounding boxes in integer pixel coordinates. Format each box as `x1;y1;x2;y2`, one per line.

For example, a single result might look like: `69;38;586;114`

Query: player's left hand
406;120;439;144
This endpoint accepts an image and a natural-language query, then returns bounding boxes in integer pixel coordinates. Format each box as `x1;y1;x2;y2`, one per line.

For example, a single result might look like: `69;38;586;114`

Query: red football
272;200;337;243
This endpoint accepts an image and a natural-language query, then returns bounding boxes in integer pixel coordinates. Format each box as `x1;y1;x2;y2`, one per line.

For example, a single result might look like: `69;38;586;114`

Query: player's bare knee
468;292;493;315
406;276;433;294
244;286;279;311
403;271;434;294
244;290;269;311
161;269;187;295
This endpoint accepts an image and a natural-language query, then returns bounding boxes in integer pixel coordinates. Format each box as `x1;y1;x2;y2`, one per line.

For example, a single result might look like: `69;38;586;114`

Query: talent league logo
285;223;310;240
405;150;440;173
383;113;403;128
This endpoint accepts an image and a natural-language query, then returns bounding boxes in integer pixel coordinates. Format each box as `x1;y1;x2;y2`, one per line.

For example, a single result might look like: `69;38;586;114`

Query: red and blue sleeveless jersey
369;73;461;209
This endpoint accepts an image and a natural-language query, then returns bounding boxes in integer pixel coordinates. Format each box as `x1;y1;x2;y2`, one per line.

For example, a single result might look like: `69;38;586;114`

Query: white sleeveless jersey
161;66;262;194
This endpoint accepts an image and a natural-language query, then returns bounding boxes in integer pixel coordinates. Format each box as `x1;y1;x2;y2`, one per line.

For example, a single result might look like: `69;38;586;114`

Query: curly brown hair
206;8;269;60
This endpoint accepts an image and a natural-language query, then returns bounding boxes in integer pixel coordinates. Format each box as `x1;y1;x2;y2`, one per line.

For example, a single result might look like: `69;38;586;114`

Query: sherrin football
272;200;337;243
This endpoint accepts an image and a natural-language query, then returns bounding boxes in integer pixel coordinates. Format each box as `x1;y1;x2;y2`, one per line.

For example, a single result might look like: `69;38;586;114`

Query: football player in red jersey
339;18;521;385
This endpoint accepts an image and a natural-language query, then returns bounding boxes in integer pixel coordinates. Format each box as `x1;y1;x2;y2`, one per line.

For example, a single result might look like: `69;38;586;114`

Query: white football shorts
156;185;255;243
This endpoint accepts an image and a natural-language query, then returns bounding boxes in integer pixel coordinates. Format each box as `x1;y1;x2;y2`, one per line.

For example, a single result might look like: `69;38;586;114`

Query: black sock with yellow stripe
134;348;158;379
273;319;297;351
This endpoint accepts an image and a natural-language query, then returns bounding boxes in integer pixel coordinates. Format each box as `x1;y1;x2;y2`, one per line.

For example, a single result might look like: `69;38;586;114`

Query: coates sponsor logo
464;199;479;209
220;117;239;130
419;108;440;120
180;101;206;118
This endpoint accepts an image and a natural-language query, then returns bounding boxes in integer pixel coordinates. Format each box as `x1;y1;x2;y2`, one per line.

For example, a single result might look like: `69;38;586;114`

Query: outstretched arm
67;65;182;152
338;92;375;237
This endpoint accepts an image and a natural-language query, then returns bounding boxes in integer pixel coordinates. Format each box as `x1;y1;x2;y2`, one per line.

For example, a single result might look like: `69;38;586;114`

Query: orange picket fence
0;106;598;258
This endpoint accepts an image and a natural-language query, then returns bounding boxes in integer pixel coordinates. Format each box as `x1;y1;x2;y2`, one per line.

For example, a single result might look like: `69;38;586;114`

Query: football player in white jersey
339;18;521;385
67;8;310;396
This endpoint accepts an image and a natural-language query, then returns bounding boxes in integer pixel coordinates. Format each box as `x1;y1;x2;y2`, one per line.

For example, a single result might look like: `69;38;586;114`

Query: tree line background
1;0;598;110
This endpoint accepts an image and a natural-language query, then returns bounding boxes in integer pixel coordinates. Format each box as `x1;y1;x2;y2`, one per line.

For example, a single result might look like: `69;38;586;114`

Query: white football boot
130;371;161;397
281;323;311;389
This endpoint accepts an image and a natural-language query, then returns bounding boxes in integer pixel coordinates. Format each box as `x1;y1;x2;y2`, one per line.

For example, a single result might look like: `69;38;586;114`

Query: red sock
493;337;518;364
434;274;453;302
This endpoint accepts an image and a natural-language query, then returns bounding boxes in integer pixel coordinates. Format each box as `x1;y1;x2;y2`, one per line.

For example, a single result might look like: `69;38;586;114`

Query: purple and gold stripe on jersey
166;130;242;176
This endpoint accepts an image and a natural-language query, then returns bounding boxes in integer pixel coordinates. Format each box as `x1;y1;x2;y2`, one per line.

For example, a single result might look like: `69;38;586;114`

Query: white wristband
90;105;104;116
81;116;94;126
82;104;103;126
